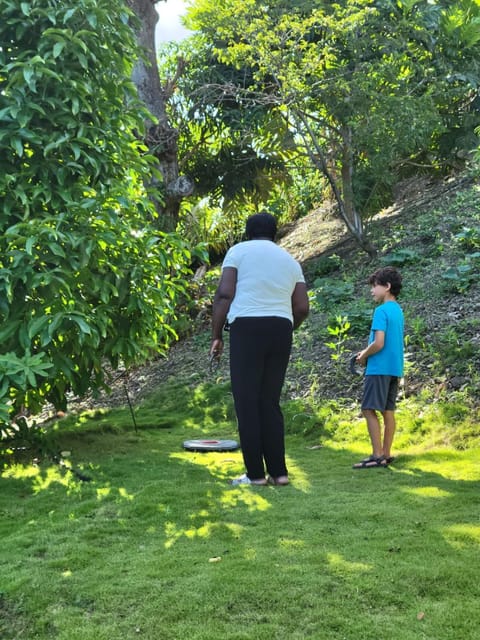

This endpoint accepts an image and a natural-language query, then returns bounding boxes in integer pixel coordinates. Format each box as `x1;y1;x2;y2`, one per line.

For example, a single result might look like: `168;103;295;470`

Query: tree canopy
175;0;480;253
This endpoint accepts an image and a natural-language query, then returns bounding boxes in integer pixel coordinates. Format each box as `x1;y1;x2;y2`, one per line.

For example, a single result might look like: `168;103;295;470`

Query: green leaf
63;8;76;23
47;242;66;258
0;320;21;343
71;97;80;116
67;314;92;335
53;41;65;58
23;67;36;90
25;237;35;255
11;137;24;157
28;316;50;339
47;313;65;338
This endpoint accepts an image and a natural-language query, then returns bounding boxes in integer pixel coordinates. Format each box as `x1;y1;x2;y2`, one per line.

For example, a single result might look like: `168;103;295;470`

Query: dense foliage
0;0;197;426
172;0;480;252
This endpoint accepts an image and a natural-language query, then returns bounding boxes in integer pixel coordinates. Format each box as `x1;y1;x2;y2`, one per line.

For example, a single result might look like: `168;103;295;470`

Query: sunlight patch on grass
405;449;480;481
164;518;245;549
326;552;372;574
278;537;305;550
118;487;134;501
32;467;77;493
170;450;242;483
404;486;452;498
2;463;40;480
96;486;111;499
244;547;257;560
441;524;480;549
285;454;311;491
219;488;272;513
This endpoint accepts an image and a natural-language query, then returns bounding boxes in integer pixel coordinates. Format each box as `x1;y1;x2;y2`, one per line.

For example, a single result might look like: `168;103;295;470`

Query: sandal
231;474;268;486
352;455;387;469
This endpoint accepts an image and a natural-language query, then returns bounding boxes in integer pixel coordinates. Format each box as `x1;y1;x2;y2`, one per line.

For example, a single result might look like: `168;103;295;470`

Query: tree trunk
339;125;377;257
126;0;193;230
296;111;377;258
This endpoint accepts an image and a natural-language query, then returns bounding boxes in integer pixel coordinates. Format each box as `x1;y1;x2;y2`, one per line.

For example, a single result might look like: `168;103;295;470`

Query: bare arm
291;282;309;330
357;330;385;364
210;267;237;357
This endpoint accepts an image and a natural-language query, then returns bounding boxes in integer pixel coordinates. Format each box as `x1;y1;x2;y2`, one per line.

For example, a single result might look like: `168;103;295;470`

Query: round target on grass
183;439;239;452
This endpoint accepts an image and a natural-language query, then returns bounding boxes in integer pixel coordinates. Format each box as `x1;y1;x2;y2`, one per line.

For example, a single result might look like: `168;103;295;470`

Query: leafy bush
311;254;343;278
313;279;355;310
343;307;372;337
380;248;421;267
441;254;480;293
454;226;480;252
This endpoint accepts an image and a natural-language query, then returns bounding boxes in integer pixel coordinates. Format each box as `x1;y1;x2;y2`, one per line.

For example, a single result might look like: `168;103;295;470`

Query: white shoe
230;474;267;486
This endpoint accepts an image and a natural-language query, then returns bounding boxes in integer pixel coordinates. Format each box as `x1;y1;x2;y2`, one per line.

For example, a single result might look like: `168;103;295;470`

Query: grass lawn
1;397;479;640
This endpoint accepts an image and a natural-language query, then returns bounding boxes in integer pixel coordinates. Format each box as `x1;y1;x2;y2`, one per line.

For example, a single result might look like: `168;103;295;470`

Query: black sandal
352;455;387;469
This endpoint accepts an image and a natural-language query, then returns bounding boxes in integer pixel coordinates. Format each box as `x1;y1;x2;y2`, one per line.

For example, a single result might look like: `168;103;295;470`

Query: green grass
2;179;480;639
1;387;479;640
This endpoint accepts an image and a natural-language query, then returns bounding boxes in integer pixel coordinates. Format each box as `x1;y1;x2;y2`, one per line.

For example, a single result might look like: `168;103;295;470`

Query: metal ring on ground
183;439;239;452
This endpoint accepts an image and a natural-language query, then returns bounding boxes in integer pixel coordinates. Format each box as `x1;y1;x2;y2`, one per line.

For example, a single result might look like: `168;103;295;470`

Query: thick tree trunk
126;0;193;230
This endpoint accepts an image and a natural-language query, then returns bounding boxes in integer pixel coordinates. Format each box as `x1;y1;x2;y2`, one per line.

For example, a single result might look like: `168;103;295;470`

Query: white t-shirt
222;239;305;324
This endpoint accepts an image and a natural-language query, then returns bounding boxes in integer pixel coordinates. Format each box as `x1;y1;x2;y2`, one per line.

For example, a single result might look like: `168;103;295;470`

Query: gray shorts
361;375;399;411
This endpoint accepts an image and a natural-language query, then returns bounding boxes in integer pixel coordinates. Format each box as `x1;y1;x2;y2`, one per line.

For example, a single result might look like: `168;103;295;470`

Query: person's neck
383;293;397;303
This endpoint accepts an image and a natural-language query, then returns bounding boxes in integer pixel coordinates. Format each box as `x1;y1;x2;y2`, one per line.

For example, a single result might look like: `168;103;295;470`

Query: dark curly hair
245;212;277;240
368;266;403;297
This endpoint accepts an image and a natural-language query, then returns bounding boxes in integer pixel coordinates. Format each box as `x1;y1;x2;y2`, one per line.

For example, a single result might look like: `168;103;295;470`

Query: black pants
229;316;293;479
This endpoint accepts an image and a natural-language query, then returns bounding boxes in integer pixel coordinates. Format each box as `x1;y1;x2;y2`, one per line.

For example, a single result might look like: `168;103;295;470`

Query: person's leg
381;377;399;460
362;408;383;457
381;410;396;459
353;376;389;468
229;318;267;480
258;318;292;479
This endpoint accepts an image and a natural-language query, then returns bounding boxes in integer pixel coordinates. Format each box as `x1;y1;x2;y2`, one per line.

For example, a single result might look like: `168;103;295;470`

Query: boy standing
353;267;404;469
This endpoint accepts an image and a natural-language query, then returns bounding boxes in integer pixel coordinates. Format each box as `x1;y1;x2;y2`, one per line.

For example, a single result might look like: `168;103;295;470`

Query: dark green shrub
380;248;421;267
313;279;354;310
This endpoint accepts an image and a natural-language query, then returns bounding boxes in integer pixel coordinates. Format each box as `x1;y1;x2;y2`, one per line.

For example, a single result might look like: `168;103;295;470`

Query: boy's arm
357;330;385;365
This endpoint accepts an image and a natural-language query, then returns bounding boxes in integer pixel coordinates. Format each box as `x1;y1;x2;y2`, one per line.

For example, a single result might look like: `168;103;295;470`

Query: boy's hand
356;350;368;366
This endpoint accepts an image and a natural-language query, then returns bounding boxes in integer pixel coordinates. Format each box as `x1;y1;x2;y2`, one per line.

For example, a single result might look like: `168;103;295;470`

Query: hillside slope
65;174;480;416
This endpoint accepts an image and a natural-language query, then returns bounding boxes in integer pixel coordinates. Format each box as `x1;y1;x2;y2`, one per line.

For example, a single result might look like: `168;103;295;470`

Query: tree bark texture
126;0;193;230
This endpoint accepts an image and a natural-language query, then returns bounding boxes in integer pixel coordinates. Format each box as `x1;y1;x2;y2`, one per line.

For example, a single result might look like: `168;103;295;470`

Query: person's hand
356;350;367;366
210;338;224;359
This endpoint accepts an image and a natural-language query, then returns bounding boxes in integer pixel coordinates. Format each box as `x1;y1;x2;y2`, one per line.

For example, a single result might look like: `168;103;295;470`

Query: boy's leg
381;411;396;459
381;378;399;459
362;409;383;458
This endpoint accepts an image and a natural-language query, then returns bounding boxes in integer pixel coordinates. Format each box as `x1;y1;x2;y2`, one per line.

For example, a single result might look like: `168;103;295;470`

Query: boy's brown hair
368;266;402;297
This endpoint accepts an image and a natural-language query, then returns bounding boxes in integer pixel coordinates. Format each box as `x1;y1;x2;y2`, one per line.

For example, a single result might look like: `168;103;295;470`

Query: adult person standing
210;212;309;486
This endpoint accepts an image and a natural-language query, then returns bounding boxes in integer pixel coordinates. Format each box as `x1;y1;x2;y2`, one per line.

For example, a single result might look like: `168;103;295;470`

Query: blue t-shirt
365;300;404;377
